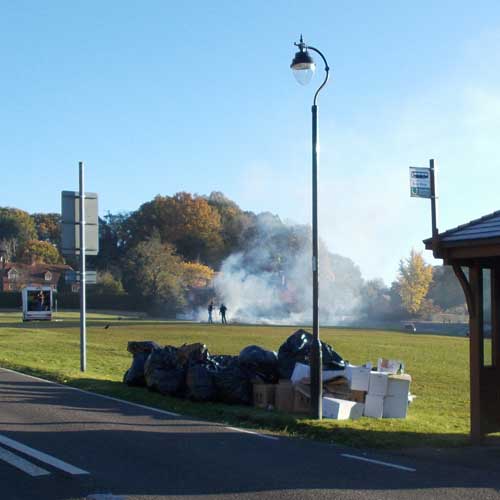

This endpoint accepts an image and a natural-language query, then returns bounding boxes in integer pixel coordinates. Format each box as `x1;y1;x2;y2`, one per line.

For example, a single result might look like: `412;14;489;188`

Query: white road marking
0;445;51;477
86;494;126;500
0;434;89;475
0;367;180;418
341;453;416;472
226;426;280;441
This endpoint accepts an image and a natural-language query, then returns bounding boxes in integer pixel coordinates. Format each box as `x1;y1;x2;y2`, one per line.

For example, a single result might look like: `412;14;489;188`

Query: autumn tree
123;234;186;315
31;213;61;245
397;249;433;315
127;192;224;266
181;262;215;289
20;240;63;264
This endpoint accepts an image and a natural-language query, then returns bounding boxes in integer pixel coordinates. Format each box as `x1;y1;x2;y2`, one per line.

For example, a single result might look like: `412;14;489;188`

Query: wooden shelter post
491;268;500;368
468;262;483;443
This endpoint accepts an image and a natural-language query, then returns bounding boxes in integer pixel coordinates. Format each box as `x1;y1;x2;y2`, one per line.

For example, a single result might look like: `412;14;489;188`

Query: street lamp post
291;35;330;419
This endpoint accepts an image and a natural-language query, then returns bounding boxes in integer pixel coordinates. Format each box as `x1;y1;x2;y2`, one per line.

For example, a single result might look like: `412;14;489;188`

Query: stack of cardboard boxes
252;358;412;420
364;372;412;418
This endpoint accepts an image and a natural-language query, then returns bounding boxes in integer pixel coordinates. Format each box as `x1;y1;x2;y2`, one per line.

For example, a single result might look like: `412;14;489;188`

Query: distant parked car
404;323;416;333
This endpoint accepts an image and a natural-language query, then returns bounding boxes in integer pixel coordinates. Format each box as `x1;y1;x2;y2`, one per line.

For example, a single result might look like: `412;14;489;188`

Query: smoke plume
198;213;364;325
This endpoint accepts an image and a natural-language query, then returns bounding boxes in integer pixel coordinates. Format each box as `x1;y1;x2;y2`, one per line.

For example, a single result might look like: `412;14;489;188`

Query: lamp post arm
307;46;330;106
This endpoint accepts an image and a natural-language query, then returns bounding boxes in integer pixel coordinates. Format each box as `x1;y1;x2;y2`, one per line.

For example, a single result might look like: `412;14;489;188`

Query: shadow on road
0;373;500;499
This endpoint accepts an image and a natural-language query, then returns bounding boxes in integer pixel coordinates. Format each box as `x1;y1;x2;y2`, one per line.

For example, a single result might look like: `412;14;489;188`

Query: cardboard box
323;397;364;420
274;380;294;413
364;394;384;418
350;390;366;403
252;383;276;409
383;395;408;418
324;377;350;398
347;365;371;391
291;363;346;384
293;384;311;414
368;372;389;396
377;358;403;374
387;374;411;398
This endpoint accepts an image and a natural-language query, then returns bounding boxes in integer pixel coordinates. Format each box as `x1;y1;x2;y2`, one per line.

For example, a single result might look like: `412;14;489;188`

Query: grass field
0;310;495;449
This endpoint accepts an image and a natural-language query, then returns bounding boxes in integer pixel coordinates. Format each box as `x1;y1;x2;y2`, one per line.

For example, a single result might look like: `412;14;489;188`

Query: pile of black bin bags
123;329;345;405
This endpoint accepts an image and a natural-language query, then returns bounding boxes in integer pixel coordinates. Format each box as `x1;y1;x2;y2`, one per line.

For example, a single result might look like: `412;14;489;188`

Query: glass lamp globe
291;50;316;86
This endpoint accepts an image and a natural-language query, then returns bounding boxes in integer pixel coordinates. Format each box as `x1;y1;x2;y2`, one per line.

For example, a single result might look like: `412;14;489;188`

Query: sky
1;1;500;285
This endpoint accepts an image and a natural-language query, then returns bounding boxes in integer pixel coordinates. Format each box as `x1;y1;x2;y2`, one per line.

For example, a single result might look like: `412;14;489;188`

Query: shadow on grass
0;319;199;330
3;362;496;451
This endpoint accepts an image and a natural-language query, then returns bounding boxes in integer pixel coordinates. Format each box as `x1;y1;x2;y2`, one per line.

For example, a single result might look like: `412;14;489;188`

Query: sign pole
429;158;439;256
79;161;86;372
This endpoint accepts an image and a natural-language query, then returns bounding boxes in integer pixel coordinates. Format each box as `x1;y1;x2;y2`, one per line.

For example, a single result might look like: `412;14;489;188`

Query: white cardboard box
383;395;408;418
364;394;384;418
387;374;411;398
291;363;310;384
368;372;389;396
323;397;364;420
290;363;347;384
346;365;371;391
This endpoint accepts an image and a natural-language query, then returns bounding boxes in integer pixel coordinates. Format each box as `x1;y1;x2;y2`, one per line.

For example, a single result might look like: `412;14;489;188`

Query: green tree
397;249;433;315
206;191;254;258
123;235;186;315
427;265;466;311
20;240;63;264
0;207;37;258
360;279;392;318
93;271;125;295
95;212;132;271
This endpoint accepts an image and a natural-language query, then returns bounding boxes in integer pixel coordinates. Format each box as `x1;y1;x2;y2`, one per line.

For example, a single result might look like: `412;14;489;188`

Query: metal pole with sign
61;165;98;373
409;159;439;255
79;161;86;372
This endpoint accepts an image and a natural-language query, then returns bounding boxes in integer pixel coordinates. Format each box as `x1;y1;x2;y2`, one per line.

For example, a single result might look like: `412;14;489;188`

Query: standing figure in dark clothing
36;292;45;311
207;301;214;323
219;303;227;325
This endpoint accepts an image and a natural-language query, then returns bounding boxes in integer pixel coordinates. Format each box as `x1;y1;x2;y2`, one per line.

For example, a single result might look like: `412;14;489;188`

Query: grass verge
1;310;497;449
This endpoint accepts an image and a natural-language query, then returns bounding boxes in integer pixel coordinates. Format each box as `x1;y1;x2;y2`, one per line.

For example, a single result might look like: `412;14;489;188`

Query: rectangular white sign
409;167;431;198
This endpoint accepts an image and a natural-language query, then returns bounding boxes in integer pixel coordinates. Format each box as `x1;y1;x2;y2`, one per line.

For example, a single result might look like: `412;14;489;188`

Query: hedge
0;292;22;308
0;291;144;312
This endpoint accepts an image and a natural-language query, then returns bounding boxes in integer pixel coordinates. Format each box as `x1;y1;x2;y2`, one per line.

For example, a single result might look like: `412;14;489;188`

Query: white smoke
197;215;364;325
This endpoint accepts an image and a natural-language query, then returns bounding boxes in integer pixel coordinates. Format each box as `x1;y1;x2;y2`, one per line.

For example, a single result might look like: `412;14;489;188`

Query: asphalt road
0;368;499;500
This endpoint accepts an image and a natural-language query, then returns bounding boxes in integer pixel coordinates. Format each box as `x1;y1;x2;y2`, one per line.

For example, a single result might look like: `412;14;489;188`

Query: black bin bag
186;363;216;402
144;346;186;396
277;329;345;379
212;357;253;405
124;341;161;387
238;345;279;384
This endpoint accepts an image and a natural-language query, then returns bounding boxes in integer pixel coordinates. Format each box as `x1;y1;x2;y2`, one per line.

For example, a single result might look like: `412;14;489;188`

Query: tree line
0;194;467;319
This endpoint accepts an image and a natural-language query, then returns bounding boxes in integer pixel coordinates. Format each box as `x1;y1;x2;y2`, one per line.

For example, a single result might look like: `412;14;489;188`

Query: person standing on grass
219;303;227;325
207;301;214;323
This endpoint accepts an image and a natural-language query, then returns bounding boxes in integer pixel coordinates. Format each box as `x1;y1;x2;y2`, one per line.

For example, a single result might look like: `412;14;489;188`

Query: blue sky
2;1;500;284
